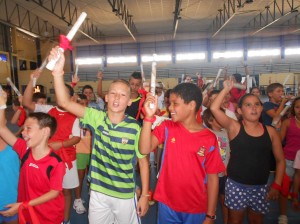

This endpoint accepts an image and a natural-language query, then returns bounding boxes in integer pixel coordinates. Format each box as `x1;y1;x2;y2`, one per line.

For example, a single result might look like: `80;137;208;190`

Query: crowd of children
0;45;299;224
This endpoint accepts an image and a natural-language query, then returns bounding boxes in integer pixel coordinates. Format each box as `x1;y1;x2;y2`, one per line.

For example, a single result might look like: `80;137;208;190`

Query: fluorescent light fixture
16;27;39;38
107;56;137;64
285;48;300;55
75;57;103;65
176;53;206;61
213;51;243;59
141;54;172;62
248;49;280;57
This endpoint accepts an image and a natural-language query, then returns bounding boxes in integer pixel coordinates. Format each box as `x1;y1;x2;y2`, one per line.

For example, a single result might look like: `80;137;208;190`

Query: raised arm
22;70;40;111
210;80;239;134
139;93;159;154
49;46;86;118
0;91;18;146
96;71;105;99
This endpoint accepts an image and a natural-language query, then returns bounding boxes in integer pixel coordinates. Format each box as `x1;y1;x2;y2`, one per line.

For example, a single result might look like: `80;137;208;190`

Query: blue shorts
0;208;18;223
158;202;206;224
225;178;270;214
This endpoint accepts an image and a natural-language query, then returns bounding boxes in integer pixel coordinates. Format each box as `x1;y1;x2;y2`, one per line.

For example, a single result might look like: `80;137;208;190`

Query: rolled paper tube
272;105;291;126
149;60;157;109
181;74;184;83
74;64;79;77
213;69;223;88
32;77;37;88
202;82;212;96
246;75;250;93
6;77;22;96
283;75;290;86
46;12;87;71
140;63;145;83
233;83;246;90
39;57;48;71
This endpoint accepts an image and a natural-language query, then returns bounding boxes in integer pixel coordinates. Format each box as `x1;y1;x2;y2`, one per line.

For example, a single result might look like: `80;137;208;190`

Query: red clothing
13;139;65;224
48;107;77;168
229;87;246;104
152;121;225;213
17;107;27;127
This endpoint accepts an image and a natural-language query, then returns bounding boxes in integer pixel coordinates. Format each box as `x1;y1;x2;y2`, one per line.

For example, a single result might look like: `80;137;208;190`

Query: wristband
290;192;298;199
71;82;77;88
271;182;281;191
144;116;156;123
22;201;29;209
0;104;7;110
206;214;216;220
143;116;156;123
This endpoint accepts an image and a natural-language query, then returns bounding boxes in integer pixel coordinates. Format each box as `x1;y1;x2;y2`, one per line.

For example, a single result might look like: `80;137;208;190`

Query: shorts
285;159;295;178
225;178;270;214
63;160;79;189
0;208;18;223
76;153;90;170
219;176;227;195
89;190;141;224
157;202;206;224
293;150;300;169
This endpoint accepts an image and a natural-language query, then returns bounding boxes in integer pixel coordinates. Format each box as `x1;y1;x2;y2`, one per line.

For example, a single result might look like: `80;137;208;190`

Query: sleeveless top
283;117;300;160
228;124;272;185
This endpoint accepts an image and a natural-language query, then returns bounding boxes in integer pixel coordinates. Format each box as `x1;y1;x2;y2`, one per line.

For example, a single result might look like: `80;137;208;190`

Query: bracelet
271;182;281;191
0;104;7;110
71;82;77;88
143;116;156;123
290;192;298;199
206;214;216;220
140;194;150;197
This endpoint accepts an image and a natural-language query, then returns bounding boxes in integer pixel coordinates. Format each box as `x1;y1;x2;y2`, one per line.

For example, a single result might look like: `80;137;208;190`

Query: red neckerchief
137;88;148;120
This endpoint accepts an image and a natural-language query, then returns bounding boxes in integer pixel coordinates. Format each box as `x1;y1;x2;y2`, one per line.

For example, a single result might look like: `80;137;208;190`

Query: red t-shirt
229;87;246;104
13;139;65;224
17;107;26;127
152;121;225;213
48;107;77;168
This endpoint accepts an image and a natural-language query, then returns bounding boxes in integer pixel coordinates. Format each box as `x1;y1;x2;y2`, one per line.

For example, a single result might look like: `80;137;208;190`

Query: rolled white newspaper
6;77;22;96
74;64;79;77
271;104;291;126
140;63;145;83
46;12;87;71
149;55;157;109
213;69;223;88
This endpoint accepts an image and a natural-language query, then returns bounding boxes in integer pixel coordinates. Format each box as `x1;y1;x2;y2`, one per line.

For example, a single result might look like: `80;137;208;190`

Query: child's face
269;87;284;103
129;78;142;95
78;99;88;107
22;118;47;148
83;88;94;102
105;82;131;113
251;88;260;96
168;93;194;122
36;98;47;105
238;95;262;121
294;100;300;118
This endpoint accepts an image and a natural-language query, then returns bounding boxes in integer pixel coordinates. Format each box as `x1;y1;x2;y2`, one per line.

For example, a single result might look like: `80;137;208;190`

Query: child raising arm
210;80;285;224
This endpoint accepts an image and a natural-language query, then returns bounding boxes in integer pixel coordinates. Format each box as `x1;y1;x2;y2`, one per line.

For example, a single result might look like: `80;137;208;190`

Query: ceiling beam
211;0;241;38
246;0;300;36
173;0;182;39
29;0;103;43
0;0;62;39
107;0;137;41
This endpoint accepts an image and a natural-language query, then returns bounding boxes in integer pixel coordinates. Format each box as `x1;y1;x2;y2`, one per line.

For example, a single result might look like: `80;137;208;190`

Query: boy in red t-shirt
0;91;65;224
140;83;225;223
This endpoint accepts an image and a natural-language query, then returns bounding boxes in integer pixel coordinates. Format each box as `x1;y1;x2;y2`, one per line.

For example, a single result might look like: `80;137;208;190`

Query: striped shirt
80;107;144;199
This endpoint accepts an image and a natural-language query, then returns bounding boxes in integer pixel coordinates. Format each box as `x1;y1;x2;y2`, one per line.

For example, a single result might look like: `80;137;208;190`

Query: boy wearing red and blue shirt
0;92;65;224
140;83;225;223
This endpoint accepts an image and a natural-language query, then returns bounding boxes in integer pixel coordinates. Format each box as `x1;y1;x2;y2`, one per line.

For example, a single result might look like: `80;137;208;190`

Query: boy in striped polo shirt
49;46;149;224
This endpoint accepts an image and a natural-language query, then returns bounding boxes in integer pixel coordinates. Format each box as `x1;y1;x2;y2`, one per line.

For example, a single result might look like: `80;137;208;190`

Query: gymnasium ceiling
1;0;300;45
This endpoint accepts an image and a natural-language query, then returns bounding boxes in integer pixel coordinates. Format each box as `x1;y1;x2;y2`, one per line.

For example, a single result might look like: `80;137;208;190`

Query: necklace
295;116;300;122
